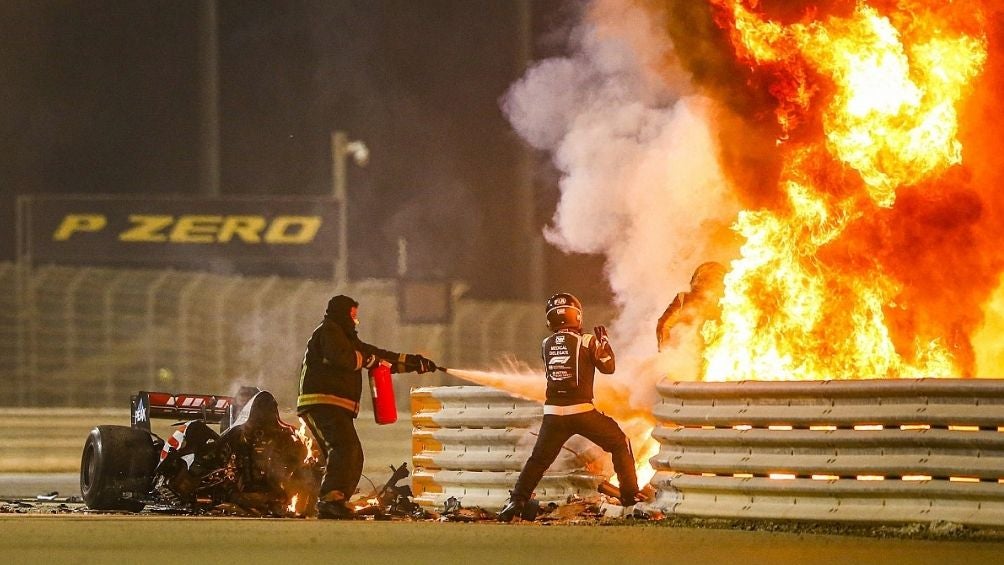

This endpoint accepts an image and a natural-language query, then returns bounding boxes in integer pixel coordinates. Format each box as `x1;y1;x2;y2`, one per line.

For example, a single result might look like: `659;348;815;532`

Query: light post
331;130;369;285
515;0;544;300
198;0;220;196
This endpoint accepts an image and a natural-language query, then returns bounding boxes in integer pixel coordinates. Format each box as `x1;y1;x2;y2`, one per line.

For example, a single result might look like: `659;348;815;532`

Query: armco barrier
649;379;1004;527
411;386;609;510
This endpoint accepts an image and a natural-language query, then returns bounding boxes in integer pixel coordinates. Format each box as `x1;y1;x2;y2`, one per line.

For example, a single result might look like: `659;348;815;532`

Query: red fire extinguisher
368;364;397;425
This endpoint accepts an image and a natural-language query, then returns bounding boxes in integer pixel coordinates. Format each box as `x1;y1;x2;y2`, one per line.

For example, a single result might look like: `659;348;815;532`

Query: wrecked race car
79;387;320;516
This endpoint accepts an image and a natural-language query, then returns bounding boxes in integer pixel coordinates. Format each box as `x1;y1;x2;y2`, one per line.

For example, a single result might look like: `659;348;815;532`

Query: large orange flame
702;0;989;380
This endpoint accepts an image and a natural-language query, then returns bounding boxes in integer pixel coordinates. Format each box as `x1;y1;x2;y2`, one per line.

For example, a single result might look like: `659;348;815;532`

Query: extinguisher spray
368;364;397;425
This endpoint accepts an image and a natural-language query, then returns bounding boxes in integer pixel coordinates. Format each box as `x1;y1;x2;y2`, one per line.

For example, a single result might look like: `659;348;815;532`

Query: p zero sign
16;195;338;274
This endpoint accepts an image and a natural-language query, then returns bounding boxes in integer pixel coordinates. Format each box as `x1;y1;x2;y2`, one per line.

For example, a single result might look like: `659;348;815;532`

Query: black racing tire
80;425;159;512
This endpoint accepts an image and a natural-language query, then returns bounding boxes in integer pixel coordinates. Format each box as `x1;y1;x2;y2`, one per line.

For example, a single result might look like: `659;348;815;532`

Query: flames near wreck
691;0;998;381
650;0;1003;500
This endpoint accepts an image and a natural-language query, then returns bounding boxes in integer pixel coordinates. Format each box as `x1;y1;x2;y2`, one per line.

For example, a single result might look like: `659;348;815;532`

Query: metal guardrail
648;378;1004;527
411;385;609;511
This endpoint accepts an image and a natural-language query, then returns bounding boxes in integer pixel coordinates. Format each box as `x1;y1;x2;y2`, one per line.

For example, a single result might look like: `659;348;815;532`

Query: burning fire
285;419;317;514
295;418;316;464
474;0;1000;493
702;0;989;380
609;420;660;488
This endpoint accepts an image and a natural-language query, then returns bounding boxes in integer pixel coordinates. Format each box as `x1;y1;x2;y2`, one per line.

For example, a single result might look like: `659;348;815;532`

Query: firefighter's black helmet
545;292;582;332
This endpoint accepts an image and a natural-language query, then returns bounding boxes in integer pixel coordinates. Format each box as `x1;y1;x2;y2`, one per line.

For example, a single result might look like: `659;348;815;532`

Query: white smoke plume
502;0;740;407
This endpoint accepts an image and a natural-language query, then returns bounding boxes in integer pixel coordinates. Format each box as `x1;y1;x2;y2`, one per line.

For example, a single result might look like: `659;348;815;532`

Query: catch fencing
410;386;609;510
1;263;600;408
648;379;1004;528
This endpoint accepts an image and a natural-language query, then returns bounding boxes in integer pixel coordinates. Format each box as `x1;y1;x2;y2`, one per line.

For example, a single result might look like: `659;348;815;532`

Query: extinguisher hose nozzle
437;366;449;373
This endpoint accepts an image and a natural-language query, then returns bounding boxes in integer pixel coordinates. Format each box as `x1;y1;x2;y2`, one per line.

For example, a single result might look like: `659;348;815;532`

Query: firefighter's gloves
364;354;393;370
418;357;438;374
404;354;439;374
363;354;379;369
593;325;609;345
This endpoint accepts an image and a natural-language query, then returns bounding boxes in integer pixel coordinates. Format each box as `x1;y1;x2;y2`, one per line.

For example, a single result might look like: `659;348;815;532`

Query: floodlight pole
515;0;545;300
331;130;368;284
198;0;220;197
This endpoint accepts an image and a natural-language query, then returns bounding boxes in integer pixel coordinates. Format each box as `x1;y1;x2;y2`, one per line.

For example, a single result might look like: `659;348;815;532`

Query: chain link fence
2;263;614;408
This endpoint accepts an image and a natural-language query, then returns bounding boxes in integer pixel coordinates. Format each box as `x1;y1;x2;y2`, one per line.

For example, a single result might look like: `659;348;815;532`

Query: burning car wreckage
80;387;415;519
76;386;655;521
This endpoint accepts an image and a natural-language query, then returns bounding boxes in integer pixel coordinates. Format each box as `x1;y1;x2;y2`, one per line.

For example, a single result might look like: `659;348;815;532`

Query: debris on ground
3;494;87;515
1;501;35;514
12;473;1004;542
437;506;495;523
538;499;598;523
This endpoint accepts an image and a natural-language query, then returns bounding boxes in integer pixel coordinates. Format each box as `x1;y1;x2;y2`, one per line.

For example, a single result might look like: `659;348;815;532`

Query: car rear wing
131;387;260;433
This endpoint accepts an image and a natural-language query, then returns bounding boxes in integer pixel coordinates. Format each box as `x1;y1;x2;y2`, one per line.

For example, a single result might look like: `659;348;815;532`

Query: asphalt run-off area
4;409;1004;564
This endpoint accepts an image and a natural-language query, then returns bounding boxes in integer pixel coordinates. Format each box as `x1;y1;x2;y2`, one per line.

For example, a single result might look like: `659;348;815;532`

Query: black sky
0;0;610;301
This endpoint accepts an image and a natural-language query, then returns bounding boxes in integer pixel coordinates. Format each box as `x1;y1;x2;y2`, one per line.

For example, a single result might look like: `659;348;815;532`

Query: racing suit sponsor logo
545;333;578;393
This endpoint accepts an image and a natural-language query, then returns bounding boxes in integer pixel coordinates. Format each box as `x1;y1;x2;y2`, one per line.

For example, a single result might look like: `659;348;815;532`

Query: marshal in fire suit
499;293;639;521
297;294;437;519
656;261;726;352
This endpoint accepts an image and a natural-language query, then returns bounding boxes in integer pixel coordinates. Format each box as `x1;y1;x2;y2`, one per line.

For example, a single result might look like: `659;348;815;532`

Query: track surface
5;408;1004;564
5;514;1004;565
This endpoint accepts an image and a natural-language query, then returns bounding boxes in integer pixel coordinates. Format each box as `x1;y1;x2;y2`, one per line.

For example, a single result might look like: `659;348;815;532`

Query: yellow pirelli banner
15;194;338;273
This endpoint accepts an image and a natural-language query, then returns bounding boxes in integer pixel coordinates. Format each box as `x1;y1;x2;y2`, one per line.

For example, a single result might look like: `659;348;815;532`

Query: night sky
0;0;608;301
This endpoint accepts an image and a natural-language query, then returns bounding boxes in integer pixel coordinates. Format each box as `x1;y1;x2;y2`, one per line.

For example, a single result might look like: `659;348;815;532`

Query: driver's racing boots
620;490;645;507
317;500;354;520
497;495;525;523
497;494;539;522
317;491;354;520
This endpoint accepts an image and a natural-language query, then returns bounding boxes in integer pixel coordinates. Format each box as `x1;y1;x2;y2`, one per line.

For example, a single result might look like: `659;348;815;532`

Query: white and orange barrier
647;378;1004;527
410;386;609;511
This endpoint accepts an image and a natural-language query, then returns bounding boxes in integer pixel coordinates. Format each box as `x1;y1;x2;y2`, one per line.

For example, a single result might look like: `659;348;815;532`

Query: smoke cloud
502;0;1004;386
501;0;741;405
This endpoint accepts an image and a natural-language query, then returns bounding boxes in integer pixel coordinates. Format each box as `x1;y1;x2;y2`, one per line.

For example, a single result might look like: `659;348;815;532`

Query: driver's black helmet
545;292;582;332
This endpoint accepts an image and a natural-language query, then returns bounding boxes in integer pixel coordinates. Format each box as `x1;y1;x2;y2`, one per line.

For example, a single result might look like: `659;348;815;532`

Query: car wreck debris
76;388;659;523
80;388;319;517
